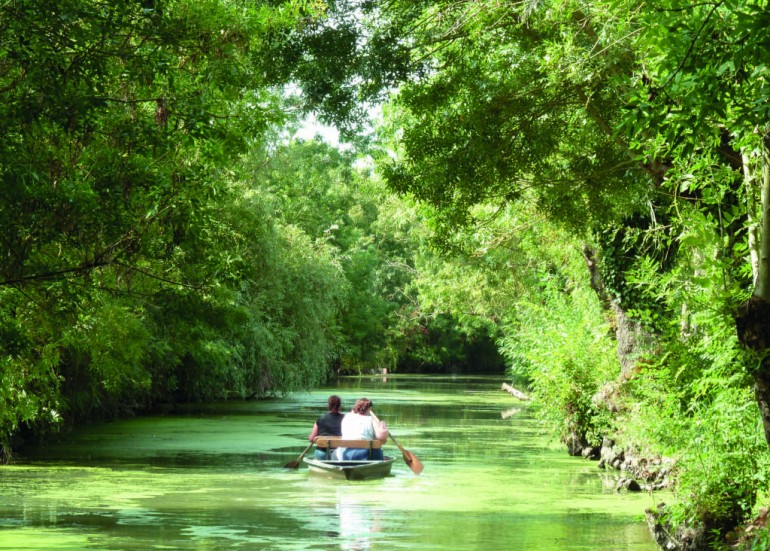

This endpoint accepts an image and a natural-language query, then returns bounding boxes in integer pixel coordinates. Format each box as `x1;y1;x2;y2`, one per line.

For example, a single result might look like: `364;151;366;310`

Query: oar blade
402;449;424;475
284;442;314;469
370;411;424;476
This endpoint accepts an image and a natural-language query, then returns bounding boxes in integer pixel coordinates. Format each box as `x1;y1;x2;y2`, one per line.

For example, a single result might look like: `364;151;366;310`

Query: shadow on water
0;375;660;550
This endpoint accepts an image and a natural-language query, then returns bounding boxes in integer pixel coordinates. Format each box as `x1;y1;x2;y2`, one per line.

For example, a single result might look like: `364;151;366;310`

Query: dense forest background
2;0;770;548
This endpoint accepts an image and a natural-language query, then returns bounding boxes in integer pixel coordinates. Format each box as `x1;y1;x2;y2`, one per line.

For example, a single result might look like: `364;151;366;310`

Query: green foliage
0;288;63;441
4;3;770;545
266;0;415;137
374;0;653;245
245;139;409;372
361;0;770;539
140;184;348;401
59;300;152;416
499;253;618;446
623;0;770;147
594;210;680;329
599;211;768;544
396;313;504;373
0;0;356;447
664;387;768;539
749;528;770;551
242;138;500;375
615;200;765;538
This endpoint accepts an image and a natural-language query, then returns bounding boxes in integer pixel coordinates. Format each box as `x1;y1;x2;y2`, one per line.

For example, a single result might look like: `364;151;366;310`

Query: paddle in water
284;441;314;469
389;432;424;475
371;411;424;475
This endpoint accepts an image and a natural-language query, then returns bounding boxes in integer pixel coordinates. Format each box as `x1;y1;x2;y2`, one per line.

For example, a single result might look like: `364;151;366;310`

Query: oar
371;411;424;475
284;441;314;469
389;432;425;475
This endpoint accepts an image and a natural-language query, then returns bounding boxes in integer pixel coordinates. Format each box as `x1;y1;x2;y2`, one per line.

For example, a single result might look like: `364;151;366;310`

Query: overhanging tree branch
658;1;723;92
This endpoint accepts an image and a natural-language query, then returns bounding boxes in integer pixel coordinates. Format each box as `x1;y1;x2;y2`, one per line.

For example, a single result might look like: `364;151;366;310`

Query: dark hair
352;398;373;414
328;395;341;412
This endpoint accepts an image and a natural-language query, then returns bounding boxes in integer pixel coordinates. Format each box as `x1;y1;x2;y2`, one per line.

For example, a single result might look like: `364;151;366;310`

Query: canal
0;375;659;549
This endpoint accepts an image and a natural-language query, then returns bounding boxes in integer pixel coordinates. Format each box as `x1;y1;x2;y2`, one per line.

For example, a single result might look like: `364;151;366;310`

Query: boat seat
314;437;383;460
314;437;382;449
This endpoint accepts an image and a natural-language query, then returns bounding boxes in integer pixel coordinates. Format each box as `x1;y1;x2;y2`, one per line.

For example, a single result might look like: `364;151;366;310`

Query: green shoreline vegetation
2;1;770;549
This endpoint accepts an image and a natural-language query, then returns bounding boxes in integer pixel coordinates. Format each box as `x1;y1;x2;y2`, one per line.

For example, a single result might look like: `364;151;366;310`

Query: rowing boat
303;456;395;480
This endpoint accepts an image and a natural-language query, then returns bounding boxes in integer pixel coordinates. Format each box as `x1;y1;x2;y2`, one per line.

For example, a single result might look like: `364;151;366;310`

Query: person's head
352;398;373;414
328;395;341;413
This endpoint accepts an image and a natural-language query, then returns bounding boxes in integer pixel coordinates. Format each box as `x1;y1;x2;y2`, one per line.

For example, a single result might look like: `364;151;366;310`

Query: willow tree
367;0;662;379
346;0;770;435
0;0;347;454
622;0;770;444
243;139;417;372
346;0;770;538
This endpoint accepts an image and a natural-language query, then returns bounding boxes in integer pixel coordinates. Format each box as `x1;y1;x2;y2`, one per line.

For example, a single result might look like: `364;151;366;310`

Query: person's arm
370;412;388;444
374;421;388;444
308;422;319;443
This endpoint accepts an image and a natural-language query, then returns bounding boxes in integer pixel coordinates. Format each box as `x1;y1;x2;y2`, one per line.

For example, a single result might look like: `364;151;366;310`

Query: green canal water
0;375;660;550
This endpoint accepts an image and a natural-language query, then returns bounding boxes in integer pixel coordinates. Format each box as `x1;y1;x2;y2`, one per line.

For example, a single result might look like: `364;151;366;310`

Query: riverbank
567;435;768;550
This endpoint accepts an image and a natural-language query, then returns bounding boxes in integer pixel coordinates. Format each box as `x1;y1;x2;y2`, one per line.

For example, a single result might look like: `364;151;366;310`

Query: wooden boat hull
303;456;395;480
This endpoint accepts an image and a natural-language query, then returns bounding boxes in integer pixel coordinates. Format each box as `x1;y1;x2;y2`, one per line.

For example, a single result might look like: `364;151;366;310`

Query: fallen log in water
501;383;530;401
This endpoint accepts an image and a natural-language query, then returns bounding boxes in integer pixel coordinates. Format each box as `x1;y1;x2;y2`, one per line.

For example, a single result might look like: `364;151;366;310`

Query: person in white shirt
337;398;388;460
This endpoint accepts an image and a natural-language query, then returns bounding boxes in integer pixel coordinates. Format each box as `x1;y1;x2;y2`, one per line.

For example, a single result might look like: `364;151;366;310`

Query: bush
500;266;618;449
662;387;768;541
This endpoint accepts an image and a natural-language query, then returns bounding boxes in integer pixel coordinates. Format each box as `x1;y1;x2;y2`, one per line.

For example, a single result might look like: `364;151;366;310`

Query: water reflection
337;496;383;550
307;491;383;550
500;407;521;419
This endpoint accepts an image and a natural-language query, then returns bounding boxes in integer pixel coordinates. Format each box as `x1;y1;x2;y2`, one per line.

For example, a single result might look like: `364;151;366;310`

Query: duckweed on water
0;375;658;550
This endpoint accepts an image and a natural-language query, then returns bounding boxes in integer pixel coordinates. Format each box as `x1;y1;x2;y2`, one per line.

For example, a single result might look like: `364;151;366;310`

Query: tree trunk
754;136;770;301
583;245;654;379
755;370;770;449
737;295;770;447
743;151;761;284
737;134;770;448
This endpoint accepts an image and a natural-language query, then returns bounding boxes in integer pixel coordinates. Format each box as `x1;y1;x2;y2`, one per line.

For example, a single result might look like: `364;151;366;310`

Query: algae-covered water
0;375;659;550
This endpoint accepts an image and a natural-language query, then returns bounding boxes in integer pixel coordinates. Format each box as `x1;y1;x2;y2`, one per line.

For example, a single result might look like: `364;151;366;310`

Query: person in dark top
308;395;344;459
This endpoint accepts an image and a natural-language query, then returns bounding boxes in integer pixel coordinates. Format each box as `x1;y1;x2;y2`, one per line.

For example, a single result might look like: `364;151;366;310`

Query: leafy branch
657;1;723;92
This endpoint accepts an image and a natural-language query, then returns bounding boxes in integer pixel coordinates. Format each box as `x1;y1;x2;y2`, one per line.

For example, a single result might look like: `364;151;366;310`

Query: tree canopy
4;0;770;546
345;0;770;541
1;0;358;444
